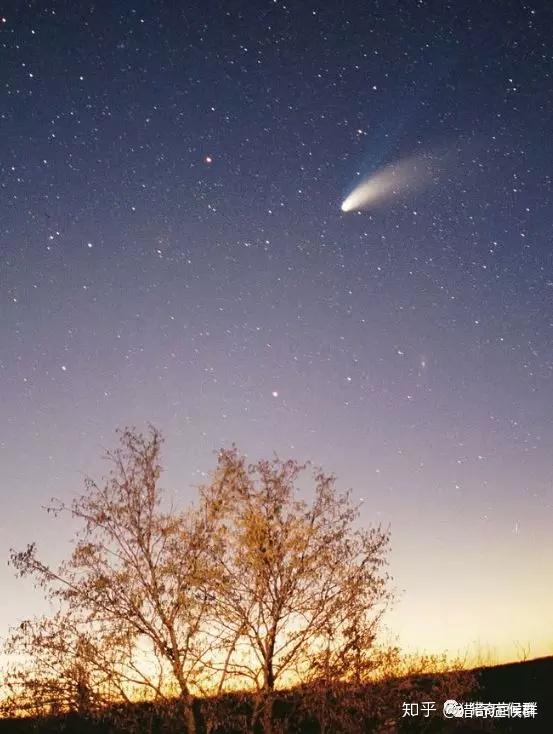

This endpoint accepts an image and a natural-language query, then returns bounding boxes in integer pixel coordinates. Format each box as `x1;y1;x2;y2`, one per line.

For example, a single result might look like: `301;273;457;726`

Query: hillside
0;655;550;733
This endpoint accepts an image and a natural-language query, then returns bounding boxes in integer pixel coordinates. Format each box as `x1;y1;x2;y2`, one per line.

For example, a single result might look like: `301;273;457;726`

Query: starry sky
1;0;552;664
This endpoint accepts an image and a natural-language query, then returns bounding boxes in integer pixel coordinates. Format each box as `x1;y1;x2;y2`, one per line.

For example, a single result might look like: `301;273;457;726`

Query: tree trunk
262;690;273;734
250;689;273;734
181;693;197;734
260;653;275;734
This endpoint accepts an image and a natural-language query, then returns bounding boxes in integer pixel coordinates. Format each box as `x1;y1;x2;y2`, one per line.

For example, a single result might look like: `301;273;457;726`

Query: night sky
1;0;552;662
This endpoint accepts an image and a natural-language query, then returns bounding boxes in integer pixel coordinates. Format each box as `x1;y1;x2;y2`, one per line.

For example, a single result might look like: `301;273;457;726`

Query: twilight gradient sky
1;0;552;663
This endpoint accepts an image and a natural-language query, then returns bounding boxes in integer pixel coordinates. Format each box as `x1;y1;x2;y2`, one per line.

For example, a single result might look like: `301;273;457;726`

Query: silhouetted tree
8;426;222;733
5;428;415;734
200;448;392;734
1;612;103;718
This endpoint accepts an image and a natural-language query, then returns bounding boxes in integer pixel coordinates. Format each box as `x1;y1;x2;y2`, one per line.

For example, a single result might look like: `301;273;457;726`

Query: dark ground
0;656;550;733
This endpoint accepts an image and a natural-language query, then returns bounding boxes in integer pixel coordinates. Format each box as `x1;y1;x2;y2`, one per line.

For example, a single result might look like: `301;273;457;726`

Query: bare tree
200;447;392;734
8;426;221;734
5;431;400;733
1;611;106;718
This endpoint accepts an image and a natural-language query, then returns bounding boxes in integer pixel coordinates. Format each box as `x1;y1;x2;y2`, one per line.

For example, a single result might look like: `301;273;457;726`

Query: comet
340;153;438;213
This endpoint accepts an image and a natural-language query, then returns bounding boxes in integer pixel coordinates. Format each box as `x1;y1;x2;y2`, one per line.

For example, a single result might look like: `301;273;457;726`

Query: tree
5;429;397;734
1;612;103;718
8;426;221;734
200;447;392;734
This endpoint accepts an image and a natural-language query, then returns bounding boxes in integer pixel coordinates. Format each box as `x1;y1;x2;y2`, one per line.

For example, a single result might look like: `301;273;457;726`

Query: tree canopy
3;426;398;734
